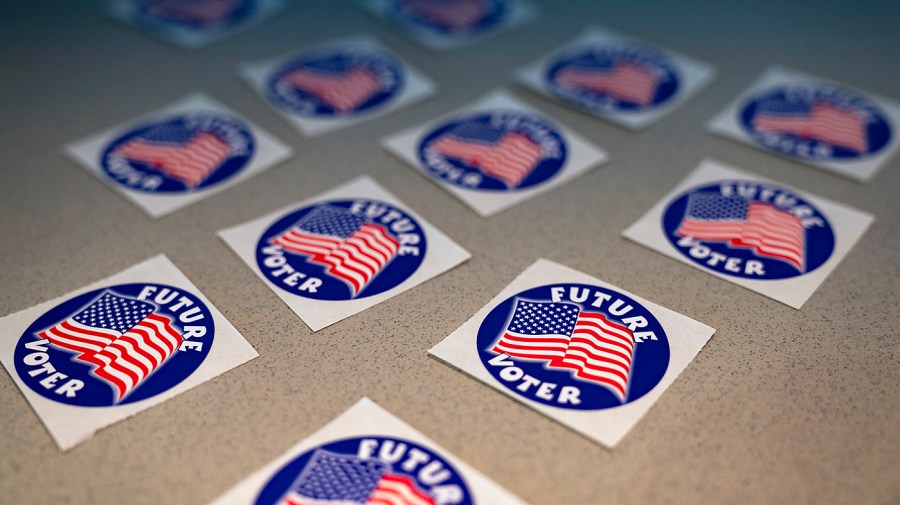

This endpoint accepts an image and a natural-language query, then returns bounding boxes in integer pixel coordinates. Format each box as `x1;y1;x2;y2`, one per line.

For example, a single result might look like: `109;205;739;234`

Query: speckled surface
1;1;898;504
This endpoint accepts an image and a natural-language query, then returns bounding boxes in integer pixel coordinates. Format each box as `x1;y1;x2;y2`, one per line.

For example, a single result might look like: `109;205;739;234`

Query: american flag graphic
751;99;869;153
492;300;636;401
113;122;233;188
399;0;491;31
279;450;436;505
426;121;542;188
283;65;382;113
272;205;400;296
145;0;240;25
37;292;182;401
554;60;660;106
676;192;806;271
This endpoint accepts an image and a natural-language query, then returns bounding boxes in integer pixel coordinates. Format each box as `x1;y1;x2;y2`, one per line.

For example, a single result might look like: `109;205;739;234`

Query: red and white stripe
555;61;660;106
40;313;182;401
147;0;239;24
272;228;343;262
319;224;400;296
730;202;805;271
273;223;400;296
492;329;569;363
284;67;381;113
367;474;436;505
428;132;541;187
115;131;232;188
676;216;746;242
753;102;868;153
401;0;490;30
547;312;635;401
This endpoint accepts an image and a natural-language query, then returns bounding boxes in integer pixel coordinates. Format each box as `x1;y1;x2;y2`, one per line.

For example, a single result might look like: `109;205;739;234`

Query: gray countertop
1;1;898;504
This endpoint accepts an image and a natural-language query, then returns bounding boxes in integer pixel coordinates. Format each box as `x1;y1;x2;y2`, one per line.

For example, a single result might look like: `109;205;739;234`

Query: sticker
208;398;526;504
429;259;714;448
622;159;875;308
0;255;258;451
383;89;607;216
363;0;536;51
65;93;293;218
518;27;716;129
707;66;900;182
240;37;436;136
108;0;286;49
218;176;470;331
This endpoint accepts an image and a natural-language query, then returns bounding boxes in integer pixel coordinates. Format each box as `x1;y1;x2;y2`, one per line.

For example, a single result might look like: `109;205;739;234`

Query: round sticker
477;283;670;410
101;111;255;193
266;49;405;117
739;84;892;160
256;199;427;300
662;179;836;279
14;283;214;407
391;0;506;36
545;45;680;113
256;436;473;505
136;0;256;31
417;110;568;191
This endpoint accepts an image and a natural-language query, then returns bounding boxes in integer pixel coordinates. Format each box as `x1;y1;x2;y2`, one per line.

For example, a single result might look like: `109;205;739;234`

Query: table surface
1;1;898;504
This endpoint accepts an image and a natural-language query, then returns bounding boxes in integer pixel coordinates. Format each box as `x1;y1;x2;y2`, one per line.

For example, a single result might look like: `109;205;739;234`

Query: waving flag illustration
283;65;382;113
145;0;240;25
114;123;232;188
492;300;636;401
751;100;869;153
554;60;660;106
427;121;542;187
676;192;806;271
400;0;491;31
272;205;400;296
37;292;182;401
279;450;436;505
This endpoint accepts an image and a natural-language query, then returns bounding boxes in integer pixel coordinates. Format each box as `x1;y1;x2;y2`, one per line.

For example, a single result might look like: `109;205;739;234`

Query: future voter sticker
100;112;255;193
476;283;669;410
256;199;427;300
545;44;679;113
662;180;836;280
255;436;473;505
738;84;892;161
417;110;567;191
134;0;257;32
13;283;214;407
389;0;507;36
266;48;405;118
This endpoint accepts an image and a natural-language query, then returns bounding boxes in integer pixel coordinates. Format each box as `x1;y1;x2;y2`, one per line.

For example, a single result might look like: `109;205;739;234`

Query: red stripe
367;474;436;505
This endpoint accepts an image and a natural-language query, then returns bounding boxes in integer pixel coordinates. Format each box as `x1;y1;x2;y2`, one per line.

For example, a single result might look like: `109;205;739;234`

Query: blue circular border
13;283;214;407
100;112;255;193
476;283;670;411
255;199;428;300
254;436;473;505
739;85;892;161
661;180;836;280
417;111;568;191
